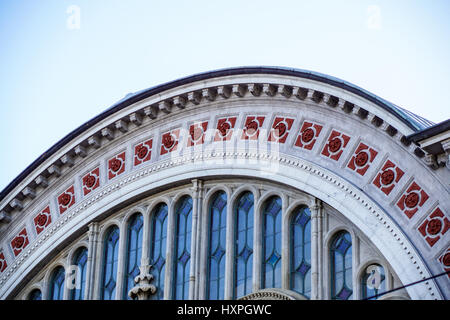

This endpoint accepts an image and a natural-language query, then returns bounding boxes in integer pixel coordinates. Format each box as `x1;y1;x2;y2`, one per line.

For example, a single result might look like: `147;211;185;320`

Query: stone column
195;180;204;299
310;199;323;300
85;222;99;300
189;179;203;299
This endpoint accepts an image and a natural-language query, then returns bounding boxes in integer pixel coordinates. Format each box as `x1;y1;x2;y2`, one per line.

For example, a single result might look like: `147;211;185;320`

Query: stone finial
128;258;157;300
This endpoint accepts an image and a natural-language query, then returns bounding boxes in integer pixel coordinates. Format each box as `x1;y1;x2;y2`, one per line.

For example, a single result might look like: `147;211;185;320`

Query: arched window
70;247;88;300
28;289;42;300
262;196;282;289
49;266;65;300
150;203;168;300
123;214;143;299
330;231;353;300
101;226;120;300
234;191;254;299
290;206;311;298
173;196;193;299
207;191;227;300
361;264;386;300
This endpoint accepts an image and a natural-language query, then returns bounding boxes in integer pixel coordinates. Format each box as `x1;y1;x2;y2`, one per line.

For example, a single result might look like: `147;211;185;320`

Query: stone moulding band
0;75;431;223
0;150;442;299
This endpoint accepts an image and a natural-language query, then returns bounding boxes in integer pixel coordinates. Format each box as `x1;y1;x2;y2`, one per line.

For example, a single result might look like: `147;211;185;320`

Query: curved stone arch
0;68;447;300
21;282;43;300
43;261;67;300
66;240;89;266
239;288;308;300
228;184;259;210
121;206;146;226
146;197;171;220
356;258;393;300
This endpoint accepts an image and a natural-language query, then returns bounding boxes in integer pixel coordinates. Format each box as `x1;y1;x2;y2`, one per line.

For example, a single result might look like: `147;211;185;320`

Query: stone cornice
0;76;437;223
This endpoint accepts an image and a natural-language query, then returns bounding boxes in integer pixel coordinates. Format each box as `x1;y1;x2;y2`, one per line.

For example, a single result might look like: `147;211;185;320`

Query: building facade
0;67;449;300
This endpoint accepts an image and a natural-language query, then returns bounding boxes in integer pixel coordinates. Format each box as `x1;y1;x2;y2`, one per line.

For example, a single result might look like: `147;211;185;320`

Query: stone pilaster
85;222;99;300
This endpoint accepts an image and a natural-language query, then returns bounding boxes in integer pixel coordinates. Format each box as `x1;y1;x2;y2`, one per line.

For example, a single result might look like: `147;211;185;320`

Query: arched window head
330;231;353;300
28;289;42;300
101;226;120;300
207;191;227;300
290;206;311;298
173;196;193;299
124;213;143;299
49;266;65;300
361;264;386;300
262;196;282;289
150;203;168;300
70;247;88;300
234;191;254;299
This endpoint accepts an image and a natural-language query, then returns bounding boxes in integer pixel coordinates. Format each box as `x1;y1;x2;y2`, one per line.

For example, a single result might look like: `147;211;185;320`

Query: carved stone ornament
128;259;157;300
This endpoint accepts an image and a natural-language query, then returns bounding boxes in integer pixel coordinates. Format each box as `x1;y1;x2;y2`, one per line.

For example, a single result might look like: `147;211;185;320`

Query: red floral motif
0;252;7;273
396;181;429;219
268;117;294;143
134;139;153;166
241;116;265;140
438;248;450;279
295;121;323;150
34;206;52;234
82;167;100;196
108;152;126;179
418;207;450;247
160;129;180;155
373;160;404;196
10;228;29;257
188;121;208;147
58;185;75;214
381;169;395;185
215;117;237;141
347;142;378;176
321;130;351;161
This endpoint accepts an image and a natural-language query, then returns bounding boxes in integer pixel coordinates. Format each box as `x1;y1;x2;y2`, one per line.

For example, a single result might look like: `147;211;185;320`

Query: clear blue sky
0;0;449;192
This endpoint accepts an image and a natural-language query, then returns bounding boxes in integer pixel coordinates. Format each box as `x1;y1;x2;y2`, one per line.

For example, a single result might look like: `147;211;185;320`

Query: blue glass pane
50;266;65;300
361;264;386;300
262;197;282;289
234;192;255;298
101;226;119;300
331;231;353;300
150;203;168;300
208;191;227;300
124;214;143;299
173;196;193;299
71;247;88;300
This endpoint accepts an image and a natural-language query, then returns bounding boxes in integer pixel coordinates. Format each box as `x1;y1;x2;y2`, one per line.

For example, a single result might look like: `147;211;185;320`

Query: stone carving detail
188;121;208;147
33;206;52;234
418;207;449;247
438;248;450;279
134;139;153;166
295;121;323;150
160;129;180;155
396;181;429;219
321;130;351;161
268;117;294;143
10;228;29;257
128;259;157;300
214;117;237;141
373;160;405;196
108;152;126;180
241;116;265;140
82;168;100;196
0;252;6;273
58;185;76;214
239;288;307;300
347;142;378;176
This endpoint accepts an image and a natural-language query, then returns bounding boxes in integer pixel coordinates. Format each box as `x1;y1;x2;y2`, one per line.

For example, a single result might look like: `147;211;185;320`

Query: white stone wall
0;72;448;299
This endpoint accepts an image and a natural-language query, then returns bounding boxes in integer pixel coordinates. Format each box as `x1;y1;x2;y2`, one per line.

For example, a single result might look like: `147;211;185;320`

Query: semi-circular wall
0;67;448;300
